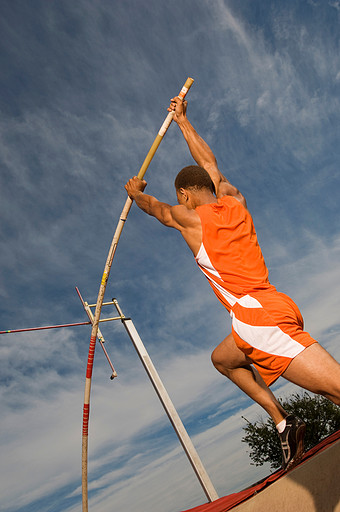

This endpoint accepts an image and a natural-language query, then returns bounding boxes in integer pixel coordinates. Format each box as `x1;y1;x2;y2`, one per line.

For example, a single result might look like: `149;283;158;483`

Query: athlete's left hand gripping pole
82;77;194;512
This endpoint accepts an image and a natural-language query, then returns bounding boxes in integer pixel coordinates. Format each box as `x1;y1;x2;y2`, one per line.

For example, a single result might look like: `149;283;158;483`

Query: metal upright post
112;298;219;503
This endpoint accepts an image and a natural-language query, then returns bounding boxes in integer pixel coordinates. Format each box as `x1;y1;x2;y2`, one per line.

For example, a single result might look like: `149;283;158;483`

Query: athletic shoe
278;415;306;471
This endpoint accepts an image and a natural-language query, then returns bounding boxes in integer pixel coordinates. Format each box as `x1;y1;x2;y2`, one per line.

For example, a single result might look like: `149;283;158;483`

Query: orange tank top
195;196;275;312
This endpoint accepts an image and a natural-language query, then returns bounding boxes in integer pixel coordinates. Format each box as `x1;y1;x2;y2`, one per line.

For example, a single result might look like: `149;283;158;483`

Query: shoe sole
286;422;306;471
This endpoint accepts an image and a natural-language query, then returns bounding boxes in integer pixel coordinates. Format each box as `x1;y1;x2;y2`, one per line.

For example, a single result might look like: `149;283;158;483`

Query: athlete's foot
279;415;306;471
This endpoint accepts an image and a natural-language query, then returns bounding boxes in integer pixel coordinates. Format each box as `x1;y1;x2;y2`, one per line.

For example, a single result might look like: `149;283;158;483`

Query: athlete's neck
192;189;217;208
177;187;217;210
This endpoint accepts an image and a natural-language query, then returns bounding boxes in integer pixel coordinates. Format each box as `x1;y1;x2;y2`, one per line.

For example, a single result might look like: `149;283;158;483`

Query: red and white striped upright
82;78;194;512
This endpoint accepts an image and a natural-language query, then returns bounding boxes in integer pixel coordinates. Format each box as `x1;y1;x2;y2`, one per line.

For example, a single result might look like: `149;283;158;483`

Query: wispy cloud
1;1;340;511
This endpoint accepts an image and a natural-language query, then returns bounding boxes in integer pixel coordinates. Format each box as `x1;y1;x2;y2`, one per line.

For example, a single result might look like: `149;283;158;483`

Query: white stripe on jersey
196;243;262;310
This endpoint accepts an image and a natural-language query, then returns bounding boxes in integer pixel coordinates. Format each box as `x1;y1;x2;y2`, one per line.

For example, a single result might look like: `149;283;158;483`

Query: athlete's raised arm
124;177;202;254
125;177;180;228
169;97;246;207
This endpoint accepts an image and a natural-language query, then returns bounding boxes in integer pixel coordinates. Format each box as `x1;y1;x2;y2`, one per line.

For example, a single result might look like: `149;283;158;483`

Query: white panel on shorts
231;313;305;358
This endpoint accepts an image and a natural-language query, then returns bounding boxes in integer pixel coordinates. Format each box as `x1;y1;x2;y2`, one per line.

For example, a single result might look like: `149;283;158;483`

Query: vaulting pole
82;78;194;511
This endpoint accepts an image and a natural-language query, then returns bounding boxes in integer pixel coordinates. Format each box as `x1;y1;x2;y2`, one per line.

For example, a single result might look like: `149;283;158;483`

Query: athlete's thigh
282;343;340;393
212;332;252;369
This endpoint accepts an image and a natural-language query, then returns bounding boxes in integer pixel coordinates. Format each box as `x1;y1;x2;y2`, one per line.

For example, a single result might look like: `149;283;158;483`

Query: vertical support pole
113;299;219;502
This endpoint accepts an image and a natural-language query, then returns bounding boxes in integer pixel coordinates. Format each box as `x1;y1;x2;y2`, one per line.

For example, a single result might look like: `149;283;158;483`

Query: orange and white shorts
230;291;317;386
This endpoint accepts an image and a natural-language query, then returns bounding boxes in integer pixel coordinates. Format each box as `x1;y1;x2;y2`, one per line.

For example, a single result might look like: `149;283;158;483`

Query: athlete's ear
179;187;189;202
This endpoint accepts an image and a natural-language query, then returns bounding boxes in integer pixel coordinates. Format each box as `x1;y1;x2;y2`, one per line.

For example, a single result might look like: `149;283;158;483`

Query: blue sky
1;1;340;511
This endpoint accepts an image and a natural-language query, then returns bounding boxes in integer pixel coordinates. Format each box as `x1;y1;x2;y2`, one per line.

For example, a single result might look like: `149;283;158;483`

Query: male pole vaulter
125;96;340;471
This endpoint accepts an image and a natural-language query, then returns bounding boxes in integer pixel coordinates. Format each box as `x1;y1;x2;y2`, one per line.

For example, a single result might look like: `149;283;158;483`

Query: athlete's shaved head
175;165;215;194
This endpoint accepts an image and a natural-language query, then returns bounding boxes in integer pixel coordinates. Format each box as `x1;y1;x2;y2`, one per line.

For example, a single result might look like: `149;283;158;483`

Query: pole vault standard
1;289;218;501
82;78;194;512
112;299;219;502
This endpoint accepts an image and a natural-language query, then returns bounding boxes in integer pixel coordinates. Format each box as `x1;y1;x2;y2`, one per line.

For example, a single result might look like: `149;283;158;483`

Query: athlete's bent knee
211;348;223;371
211;347;233;378
211;347;219;368
211;346;227;367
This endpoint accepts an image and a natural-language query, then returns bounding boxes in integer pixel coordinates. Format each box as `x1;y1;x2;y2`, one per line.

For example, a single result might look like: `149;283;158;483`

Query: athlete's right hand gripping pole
82;77;194;512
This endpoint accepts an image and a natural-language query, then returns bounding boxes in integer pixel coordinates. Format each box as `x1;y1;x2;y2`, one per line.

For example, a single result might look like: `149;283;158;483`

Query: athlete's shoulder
170;204;200;228
218;195;241;205
218;193;247;210
217;182;247;209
